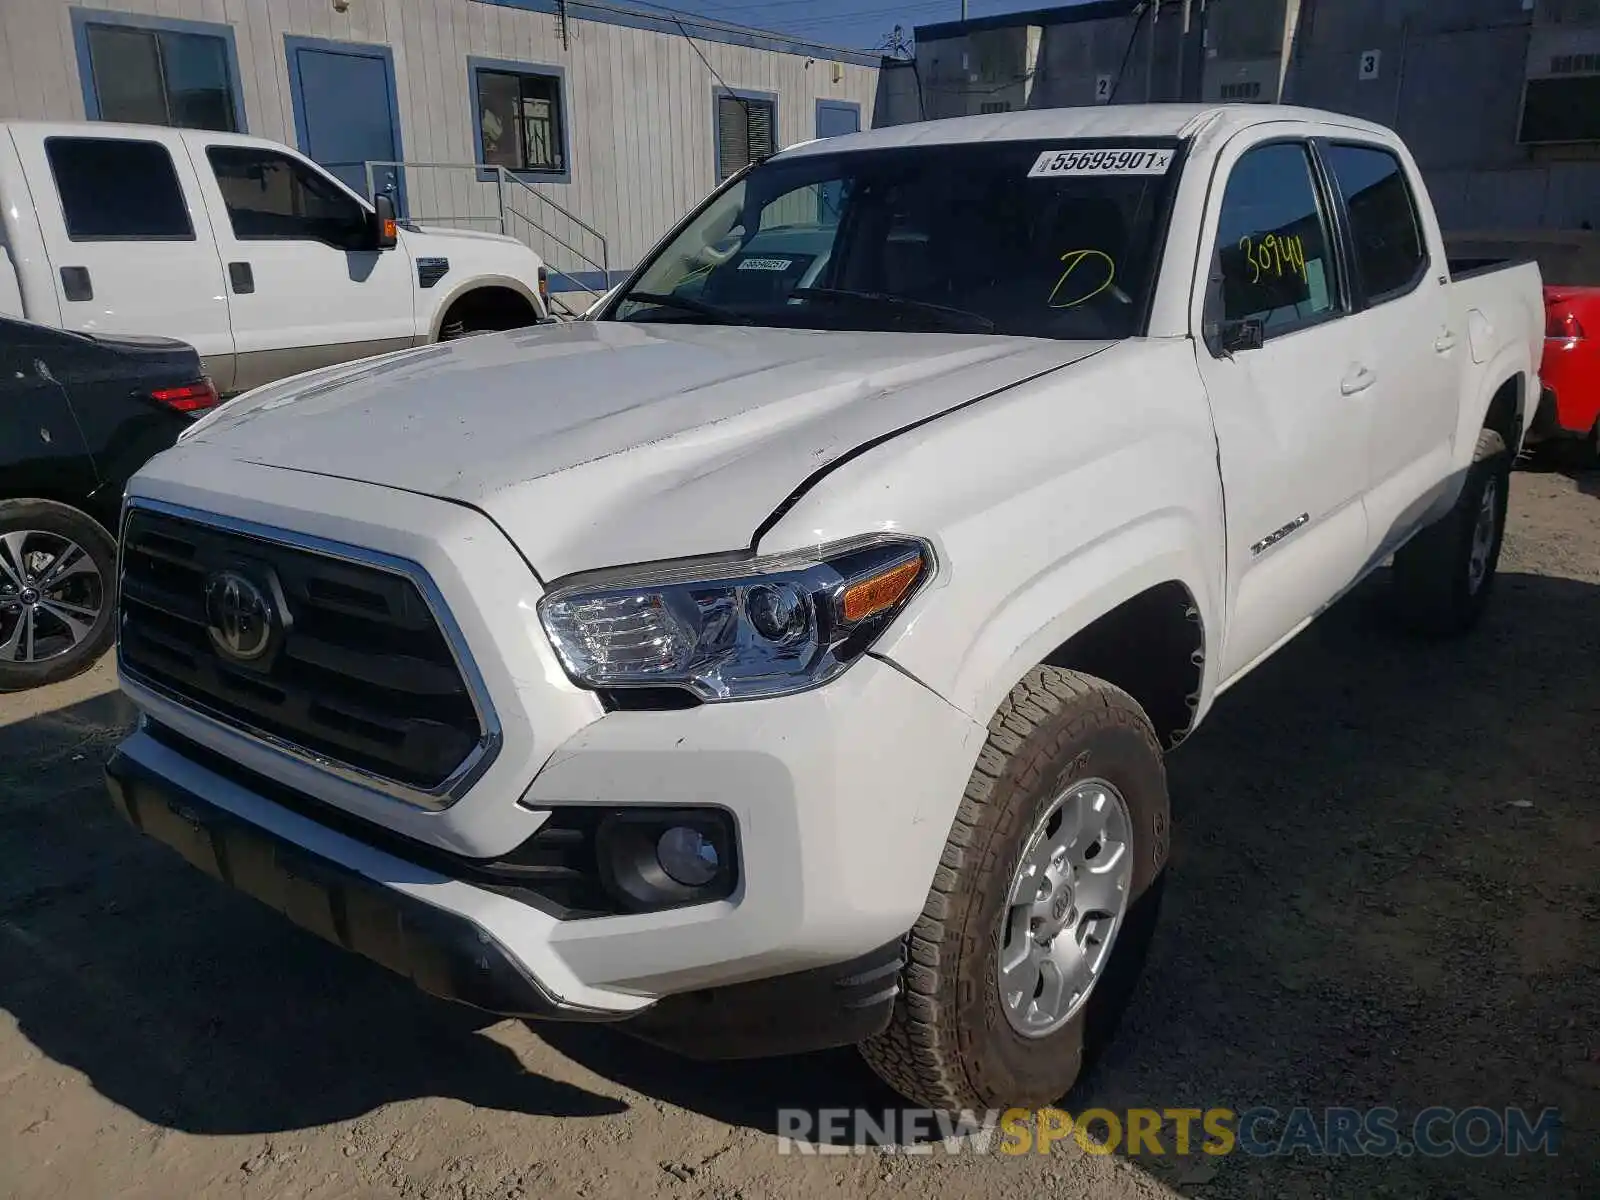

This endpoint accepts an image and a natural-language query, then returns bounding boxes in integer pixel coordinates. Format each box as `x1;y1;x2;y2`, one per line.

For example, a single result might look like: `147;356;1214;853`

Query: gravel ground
1;465;1596;1200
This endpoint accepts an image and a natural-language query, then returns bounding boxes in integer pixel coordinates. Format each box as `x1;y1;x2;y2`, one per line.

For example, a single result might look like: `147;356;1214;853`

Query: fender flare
426;274;546;341
1451;346;1530;476
937;510;1220;730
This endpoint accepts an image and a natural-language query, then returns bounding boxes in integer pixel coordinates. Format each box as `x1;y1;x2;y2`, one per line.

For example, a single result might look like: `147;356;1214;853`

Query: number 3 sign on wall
1359;50;1381;80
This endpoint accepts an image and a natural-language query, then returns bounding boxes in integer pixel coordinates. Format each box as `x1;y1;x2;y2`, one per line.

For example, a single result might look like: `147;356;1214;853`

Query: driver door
1192;134;1375;682
186;137;416;392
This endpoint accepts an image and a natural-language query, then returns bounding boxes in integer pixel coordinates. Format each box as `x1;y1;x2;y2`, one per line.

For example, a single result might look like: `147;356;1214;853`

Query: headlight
538;535;933;701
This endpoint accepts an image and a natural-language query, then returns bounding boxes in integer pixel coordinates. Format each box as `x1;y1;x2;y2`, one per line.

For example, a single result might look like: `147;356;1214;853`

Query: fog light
594;808;737;912
657;825;720;887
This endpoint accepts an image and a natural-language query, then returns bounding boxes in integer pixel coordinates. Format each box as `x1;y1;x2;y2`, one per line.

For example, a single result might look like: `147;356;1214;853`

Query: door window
1323;144;1428;303
1210;142;1342;339
206;147;369;248
45;137;194;241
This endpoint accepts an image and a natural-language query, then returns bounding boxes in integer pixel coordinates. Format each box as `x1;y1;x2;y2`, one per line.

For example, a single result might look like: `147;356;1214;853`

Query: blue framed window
815;99;861;139
468;56;570;182
715;87;777;181
69;8;246;132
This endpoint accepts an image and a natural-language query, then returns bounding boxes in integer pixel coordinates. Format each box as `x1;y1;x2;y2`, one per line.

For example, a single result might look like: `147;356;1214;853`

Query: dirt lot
2;466;1596;1200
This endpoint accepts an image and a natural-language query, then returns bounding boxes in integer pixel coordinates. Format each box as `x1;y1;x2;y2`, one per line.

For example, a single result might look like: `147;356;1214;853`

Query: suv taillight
149;378;219;413
1546;309;1585;340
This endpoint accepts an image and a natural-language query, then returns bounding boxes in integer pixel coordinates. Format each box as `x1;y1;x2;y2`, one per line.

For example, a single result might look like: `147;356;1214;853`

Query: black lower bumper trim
107;742;907;1057
621;939;904;1060
104;746;622;1023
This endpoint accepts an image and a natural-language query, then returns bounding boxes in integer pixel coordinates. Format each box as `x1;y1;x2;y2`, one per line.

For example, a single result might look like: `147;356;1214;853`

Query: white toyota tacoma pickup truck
105;105;1542;1109
0;121;549;395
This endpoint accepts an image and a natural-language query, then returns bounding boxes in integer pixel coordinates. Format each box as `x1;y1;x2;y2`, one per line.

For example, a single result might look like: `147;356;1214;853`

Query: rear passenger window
1324;144;1428;303
1210;142;1340;339
45;137;194;241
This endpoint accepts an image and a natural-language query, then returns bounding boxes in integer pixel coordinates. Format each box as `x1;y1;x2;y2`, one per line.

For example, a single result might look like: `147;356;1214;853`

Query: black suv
2;316;217;690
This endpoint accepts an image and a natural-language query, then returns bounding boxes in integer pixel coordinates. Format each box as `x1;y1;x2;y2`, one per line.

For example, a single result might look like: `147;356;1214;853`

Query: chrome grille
117;504;495;799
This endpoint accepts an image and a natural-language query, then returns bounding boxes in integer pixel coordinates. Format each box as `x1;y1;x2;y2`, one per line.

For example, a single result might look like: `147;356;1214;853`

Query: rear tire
1390;428;1510;637
0;500;117;692
859;667;1170;1109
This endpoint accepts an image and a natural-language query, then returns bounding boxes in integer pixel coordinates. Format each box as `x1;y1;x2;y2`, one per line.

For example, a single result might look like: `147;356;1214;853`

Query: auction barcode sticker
1028;148;1174;177
737;257;794;271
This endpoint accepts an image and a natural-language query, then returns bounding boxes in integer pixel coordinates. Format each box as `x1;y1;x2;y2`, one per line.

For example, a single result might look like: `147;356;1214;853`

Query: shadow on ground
0;690;625;1133
1521;445;1600;499
2;570;1596;1199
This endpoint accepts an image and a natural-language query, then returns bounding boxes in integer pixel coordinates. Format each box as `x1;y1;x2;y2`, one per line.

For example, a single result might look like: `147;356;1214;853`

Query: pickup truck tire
859;667;1169;1110
0;499;117;691
1390;428;1510;637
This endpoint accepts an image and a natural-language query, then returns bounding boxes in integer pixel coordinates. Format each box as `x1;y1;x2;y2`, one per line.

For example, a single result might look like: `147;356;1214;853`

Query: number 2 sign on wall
1358;50;1381;80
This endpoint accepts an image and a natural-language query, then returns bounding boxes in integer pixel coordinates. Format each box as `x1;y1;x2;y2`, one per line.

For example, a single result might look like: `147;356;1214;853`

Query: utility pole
961;0;968;20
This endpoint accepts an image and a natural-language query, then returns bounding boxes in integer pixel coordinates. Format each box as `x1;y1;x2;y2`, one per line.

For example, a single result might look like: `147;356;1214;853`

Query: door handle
1434;331;1459;353
228;261;254;294
59;266;92;302
1340;366;1377;396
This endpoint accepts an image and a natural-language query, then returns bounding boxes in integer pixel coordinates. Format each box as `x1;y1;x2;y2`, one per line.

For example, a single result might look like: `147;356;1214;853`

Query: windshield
604;138;1181;339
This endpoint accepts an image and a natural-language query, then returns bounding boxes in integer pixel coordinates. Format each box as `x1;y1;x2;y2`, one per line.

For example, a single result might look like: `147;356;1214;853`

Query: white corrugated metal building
0;0;882;295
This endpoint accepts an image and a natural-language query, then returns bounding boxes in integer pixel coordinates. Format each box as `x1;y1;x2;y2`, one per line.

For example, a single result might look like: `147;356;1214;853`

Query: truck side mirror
1220;317;1265;355
371;194;398;251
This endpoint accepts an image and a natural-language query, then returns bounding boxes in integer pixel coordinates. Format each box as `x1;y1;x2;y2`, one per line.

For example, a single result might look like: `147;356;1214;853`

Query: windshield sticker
737;257;795;271
1029;148;1174;178
1048;249;1117;309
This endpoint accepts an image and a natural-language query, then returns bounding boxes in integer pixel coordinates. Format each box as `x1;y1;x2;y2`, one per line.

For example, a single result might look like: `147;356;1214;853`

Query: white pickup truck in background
0;122;549;394
105;104;1541;1110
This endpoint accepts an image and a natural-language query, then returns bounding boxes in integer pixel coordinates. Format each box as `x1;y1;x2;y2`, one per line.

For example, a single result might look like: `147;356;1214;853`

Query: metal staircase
360;161;611;318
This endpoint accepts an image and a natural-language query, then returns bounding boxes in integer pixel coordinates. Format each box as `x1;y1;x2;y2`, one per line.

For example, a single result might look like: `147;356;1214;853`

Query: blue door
285;37;405;209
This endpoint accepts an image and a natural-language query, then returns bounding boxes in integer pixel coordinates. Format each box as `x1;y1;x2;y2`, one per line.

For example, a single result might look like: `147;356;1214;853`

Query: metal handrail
494;167;608;246
503;208;606;279
360;158;609;283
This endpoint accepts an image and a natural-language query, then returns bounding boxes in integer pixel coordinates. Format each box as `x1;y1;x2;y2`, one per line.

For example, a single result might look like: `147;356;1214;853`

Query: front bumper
106;650;984;1054
106;736;910;1056
106;742;606;1021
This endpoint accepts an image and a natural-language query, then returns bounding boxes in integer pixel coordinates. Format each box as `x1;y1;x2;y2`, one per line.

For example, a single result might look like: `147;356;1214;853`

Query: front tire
1391;428;1510;637
0;500;117;691
859;667;1170;1109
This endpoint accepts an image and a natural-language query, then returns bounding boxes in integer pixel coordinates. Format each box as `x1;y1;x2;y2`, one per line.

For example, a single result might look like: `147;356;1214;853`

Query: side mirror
371;193;398;251
1220;317;1265;355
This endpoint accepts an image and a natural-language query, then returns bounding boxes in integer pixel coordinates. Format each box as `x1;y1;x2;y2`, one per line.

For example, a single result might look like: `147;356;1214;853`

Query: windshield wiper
618;291;755;326
790;287;996;334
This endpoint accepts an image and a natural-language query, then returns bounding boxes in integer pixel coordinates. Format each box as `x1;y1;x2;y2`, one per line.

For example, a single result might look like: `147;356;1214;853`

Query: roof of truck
776;104;1398;160
0;119;311;153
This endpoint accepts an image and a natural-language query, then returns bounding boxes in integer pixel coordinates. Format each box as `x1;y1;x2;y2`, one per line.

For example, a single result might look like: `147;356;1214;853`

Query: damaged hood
177;322;1109;579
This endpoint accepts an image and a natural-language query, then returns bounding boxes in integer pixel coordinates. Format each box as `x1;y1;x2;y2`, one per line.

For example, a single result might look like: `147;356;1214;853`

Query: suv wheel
859;667;1170;1109
0;500;117;691
1391;428;1511;637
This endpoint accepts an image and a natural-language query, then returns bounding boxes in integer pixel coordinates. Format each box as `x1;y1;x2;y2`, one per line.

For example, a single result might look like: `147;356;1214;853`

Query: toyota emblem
204;571;274;662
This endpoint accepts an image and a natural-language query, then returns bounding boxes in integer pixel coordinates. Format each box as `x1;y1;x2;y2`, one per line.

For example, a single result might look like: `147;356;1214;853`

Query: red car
1537;285;1600;458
